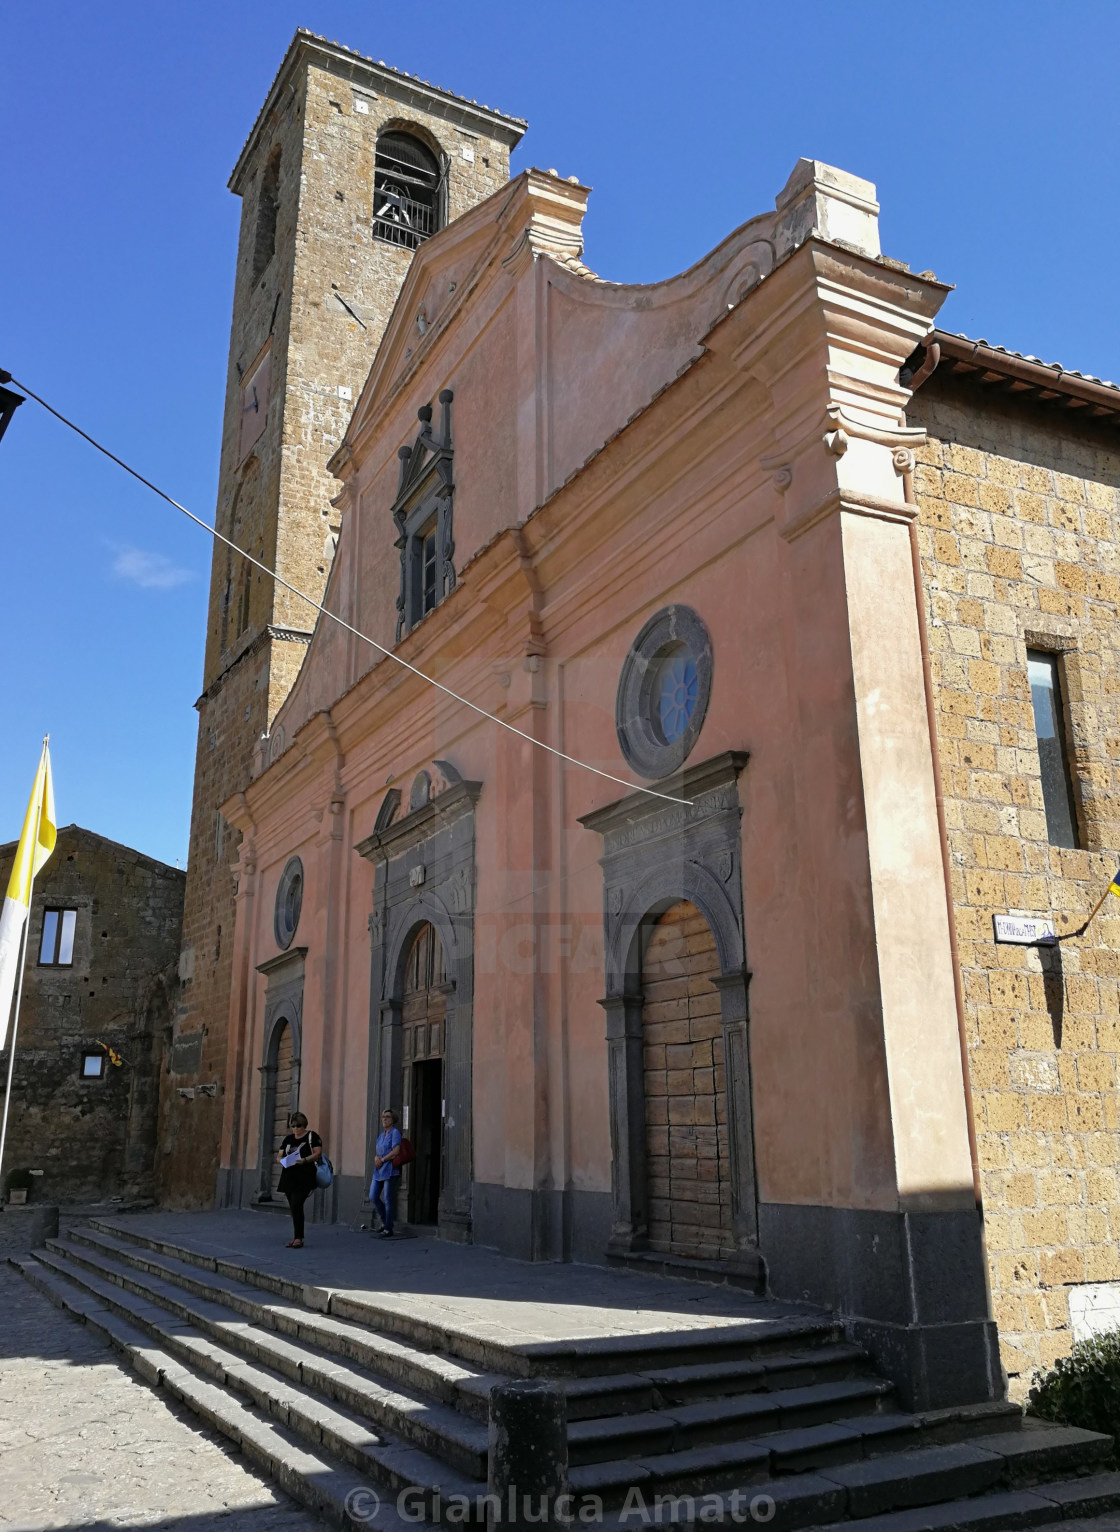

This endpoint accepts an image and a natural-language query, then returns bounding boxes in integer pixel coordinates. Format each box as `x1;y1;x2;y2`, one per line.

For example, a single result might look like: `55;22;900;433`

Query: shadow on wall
1040;943;1065;1049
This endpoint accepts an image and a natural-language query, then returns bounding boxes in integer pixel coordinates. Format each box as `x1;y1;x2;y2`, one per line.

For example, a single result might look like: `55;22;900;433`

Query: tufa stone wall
909;375;1120;1396
0;825;183;1206
163;34;522;1206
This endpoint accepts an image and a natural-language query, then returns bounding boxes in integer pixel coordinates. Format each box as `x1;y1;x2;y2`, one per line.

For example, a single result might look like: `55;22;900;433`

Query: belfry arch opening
373;131;443;250
252;145;281;281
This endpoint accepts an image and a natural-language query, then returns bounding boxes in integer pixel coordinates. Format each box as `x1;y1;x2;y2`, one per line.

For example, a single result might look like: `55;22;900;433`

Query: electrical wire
4;372;692;805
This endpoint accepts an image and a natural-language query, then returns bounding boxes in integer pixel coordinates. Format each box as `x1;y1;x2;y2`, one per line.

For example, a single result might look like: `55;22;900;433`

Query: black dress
277;1129;321;1195
277;1129;320;1240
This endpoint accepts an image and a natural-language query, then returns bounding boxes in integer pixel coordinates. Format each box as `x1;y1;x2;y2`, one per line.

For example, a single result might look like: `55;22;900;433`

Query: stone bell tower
159;31;525;1205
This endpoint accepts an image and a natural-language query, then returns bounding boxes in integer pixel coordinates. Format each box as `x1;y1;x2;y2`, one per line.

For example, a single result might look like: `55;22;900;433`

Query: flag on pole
0;742;57;1050
1110;867;1120;898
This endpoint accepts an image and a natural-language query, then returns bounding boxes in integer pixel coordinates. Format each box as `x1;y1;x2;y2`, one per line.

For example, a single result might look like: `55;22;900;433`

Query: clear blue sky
2;1;1117;868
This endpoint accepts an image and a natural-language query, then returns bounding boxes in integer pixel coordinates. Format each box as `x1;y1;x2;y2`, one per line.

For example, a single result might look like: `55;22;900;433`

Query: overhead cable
4;372;692;806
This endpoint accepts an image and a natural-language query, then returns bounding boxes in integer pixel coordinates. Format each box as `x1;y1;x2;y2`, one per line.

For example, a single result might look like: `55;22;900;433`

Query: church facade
183;32;1120;1410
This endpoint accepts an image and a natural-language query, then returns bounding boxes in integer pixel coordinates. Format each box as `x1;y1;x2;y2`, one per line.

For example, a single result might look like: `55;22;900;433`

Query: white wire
11;376;692;806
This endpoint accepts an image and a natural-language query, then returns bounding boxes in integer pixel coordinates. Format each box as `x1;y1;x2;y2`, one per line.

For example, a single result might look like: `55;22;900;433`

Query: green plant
1028;1328;1120;1456
2;1166;32;1194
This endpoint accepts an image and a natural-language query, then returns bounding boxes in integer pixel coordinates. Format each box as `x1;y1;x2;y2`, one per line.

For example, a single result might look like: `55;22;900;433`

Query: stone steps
35;1236;490;1479
83;1216;845;1376
14;1255;445;1531
12;1217;1120;1531
63;1224;871;1423
567;1377;895;1465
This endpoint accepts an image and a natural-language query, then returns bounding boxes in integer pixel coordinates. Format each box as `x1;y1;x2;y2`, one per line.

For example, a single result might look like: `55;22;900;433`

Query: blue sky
2;1;1118;867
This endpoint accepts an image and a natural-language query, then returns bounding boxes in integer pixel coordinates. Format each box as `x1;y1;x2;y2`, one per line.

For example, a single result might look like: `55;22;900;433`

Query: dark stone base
0;1203;59;1253
214;1165;367;1231
607;1246;766;1293
472;1182;613;1264
759;1201;1001;1410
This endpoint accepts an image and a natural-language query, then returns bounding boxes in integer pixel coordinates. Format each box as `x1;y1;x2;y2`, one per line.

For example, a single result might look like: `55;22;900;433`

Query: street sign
993;914;1057;946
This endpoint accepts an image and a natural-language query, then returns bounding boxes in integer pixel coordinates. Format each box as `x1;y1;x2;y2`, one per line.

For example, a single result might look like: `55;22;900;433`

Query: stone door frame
579;752;758;1266
357;774;480;1243
255;946;307;1201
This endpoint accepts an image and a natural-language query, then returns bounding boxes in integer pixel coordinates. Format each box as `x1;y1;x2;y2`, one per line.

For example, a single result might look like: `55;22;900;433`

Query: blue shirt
373;1126;402;1181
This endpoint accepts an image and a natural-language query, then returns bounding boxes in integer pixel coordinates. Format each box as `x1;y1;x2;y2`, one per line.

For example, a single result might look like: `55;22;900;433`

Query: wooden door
401;924;446;1222
270;1022;293;1196
642;901;733;1258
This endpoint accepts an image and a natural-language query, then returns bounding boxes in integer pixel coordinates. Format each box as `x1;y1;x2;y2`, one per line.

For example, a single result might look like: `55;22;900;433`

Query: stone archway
357;769;479;1244
256;993;303;1202
580;753;759;1277
400;921;448;1225
267;1021;295;1197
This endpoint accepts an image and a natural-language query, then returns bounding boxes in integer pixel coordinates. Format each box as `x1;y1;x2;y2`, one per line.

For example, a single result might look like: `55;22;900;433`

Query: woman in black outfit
276;1112;321;1247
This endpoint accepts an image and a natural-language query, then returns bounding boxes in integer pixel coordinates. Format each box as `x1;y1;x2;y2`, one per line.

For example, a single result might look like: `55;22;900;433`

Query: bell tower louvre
158;30;524;1205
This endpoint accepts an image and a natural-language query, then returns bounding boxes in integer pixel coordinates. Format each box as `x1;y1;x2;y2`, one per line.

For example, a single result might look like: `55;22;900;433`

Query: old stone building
907;340;1120;1394
0;825;183;1205
161;31;524;1204
172;27;1120;1410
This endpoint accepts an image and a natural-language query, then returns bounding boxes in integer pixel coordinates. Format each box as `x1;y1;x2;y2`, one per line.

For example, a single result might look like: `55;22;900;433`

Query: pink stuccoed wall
217;161;999;1407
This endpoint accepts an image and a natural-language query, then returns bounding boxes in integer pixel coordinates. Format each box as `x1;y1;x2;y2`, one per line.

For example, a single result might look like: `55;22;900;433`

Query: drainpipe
900;442;983;1211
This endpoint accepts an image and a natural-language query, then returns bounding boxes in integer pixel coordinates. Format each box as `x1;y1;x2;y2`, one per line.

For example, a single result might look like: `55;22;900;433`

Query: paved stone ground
0;1264;326;1531
102;1209;810;1351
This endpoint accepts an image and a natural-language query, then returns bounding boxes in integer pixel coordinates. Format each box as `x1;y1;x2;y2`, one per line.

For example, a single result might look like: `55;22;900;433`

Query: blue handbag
316;1155;334;1189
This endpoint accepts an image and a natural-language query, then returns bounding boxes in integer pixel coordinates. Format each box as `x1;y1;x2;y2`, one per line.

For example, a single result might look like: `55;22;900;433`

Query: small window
1028;650;1080;849
373;132;442;250
40;908;77;966
80;1052;105;1079
411;519;439;625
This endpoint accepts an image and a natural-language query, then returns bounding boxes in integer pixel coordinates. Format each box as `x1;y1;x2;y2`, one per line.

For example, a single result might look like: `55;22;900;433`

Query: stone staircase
12;1218;1120;1530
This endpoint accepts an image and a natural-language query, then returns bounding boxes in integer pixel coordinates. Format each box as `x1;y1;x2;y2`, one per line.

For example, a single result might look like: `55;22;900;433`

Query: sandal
286;1238;304;1248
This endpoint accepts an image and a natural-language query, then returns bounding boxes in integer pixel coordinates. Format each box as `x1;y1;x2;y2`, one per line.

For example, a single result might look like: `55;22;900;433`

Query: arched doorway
401;923;446;1224
268;1020;294;1197
641;901;735;1258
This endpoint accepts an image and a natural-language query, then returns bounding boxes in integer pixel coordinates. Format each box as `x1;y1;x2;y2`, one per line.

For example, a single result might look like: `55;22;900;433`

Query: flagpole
0;740;47;1193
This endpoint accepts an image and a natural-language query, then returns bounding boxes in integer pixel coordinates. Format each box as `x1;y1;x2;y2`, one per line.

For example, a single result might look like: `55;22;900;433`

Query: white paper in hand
280;1149;304;1168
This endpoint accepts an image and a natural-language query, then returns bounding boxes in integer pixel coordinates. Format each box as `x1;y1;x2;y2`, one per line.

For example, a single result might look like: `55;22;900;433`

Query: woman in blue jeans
371;1107;402;1237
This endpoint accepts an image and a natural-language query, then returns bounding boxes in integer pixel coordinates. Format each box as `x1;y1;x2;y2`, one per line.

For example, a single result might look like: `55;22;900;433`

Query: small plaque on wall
993;914;1057;945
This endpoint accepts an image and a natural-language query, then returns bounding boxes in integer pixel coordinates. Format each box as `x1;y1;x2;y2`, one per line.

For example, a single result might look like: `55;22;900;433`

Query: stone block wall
0;825;183;1205
909;376;1120;1395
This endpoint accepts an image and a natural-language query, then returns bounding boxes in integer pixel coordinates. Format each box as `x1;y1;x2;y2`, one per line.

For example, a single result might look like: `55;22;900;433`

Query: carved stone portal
579;753;759;1273
356;768;479;1243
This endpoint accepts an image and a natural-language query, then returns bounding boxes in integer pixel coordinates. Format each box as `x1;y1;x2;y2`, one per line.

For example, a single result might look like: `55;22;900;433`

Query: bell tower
159;31;525;1205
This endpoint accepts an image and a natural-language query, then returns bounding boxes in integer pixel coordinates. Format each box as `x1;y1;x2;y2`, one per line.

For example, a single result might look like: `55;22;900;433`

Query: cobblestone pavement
0;1264;327;1531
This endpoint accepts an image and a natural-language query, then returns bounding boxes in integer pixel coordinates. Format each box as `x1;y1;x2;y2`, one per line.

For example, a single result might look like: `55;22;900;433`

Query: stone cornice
256;945;307;978
579;752;749;843
354;779;483;863
197;625;315;709
231;30;525;194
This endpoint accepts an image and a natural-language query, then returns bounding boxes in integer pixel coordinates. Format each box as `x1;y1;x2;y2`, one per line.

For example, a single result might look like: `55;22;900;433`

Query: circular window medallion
274;857;304;950
616;606;712;779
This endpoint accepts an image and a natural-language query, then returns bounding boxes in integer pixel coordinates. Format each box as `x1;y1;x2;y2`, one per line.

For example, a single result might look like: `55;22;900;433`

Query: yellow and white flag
0;742;57;1051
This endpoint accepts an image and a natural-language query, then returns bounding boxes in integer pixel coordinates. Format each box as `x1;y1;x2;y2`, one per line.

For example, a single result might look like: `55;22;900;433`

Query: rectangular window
421;527;437;615
1027;649;1080;848
80;1052;105;1079
39;908;77;965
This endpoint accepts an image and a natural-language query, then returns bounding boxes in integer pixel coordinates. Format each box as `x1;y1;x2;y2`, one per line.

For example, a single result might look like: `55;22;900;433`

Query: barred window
373;133;442;250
